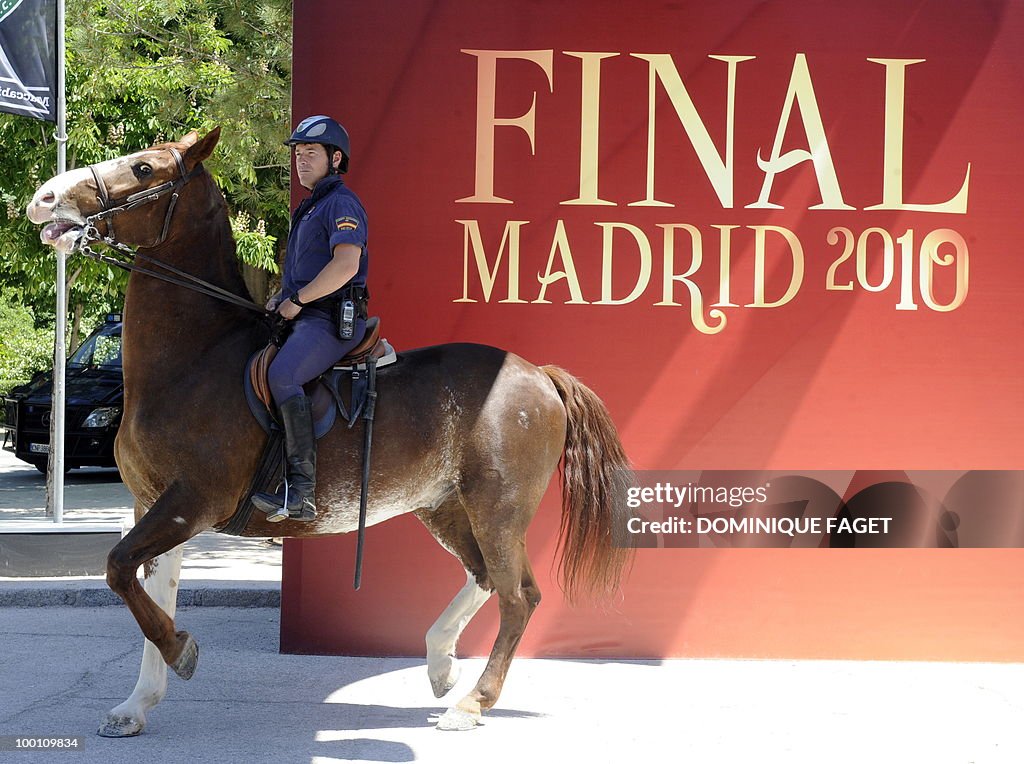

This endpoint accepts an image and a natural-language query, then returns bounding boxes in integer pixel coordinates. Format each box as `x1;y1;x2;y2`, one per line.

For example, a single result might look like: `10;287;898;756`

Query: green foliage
231;210;279;273
0;0;291;324
0;290;54;397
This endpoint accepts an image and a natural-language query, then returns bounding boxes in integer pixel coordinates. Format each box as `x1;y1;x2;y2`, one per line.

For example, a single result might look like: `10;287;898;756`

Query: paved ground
2;450;1024;762
0;447;281;604
2;606;1024;764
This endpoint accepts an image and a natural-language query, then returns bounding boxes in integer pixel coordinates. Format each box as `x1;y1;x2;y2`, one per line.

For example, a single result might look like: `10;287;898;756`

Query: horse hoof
436;706;480;731
98;713;144;737
429;655;461;698
170;631;199;680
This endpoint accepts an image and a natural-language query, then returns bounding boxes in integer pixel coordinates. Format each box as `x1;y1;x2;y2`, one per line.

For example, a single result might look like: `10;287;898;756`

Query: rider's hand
265;293;282;312
278;299;302;320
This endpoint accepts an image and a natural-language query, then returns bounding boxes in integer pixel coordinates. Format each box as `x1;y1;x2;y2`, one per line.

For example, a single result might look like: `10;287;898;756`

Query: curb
0;584;280;608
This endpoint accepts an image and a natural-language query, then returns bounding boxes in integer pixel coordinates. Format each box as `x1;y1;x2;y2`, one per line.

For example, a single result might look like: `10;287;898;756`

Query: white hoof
428;654;461;698
98;712;145;737
436;706;480;731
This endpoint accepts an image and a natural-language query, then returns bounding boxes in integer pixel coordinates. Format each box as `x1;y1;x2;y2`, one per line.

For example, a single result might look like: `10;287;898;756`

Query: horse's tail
542;365;634;604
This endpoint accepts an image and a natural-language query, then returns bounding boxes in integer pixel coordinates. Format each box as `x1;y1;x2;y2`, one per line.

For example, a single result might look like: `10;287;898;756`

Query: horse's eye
133;164;153;180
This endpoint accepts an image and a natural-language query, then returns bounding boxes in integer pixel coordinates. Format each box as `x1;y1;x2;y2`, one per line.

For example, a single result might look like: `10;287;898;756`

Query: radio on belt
340;299;355;339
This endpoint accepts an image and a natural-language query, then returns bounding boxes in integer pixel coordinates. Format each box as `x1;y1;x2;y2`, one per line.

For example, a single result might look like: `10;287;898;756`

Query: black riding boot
252;394;317;522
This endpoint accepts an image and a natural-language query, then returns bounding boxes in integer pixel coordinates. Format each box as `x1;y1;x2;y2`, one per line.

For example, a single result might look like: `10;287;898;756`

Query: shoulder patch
335;215;359;231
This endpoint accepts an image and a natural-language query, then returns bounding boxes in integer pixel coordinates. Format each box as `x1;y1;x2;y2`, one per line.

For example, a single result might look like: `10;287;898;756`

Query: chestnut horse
26;129;631;736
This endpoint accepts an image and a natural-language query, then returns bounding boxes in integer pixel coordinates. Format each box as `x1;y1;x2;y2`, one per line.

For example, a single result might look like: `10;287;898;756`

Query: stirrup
261;481;317;523
260;479;290;523
265;505;291;523
265;503;316;523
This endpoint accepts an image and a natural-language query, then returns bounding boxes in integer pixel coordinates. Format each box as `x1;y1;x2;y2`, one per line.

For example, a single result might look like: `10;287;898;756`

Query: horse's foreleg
105;484;209;681
426;571;492;698
99;543;184;737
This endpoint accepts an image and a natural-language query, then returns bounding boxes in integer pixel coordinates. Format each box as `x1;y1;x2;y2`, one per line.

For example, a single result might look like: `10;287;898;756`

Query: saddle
220;317;397;539
245;316;397;437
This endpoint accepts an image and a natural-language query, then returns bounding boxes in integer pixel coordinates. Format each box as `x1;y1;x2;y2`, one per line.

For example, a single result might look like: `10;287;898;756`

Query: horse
26;128;632;736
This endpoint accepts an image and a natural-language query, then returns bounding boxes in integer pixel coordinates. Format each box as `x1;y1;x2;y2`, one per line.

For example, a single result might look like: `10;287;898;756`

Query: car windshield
68;326;122;369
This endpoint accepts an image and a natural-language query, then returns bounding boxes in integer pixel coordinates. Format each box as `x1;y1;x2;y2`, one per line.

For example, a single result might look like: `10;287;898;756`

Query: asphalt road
3;454;1024;762
3;606;1024;764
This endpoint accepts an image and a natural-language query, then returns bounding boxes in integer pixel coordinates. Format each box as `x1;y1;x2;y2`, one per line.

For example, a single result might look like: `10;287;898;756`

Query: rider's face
293;143;333;190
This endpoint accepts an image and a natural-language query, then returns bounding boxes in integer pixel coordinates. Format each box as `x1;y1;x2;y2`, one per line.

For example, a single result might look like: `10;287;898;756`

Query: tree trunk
69;301;83;353
240;261;270;306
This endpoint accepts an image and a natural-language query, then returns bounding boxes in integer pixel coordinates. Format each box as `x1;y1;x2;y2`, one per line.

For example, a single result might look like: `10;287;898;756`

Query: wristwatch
289;293;306;307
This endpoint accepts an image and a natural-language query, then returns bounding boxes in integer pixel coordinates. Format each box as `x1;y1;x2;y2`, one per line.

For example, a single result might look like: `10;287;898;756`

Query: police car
2;314;123;475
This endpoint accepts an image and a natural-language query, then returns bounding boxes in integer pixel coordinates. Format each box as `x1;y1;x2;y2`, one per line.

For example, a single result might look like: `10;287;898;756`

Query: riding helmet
285;115;350;174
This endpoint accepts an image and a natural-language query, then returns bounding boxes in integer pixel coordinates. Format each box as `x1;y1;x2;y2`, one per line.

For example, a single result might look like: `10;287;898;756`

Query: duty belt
309;285;369;319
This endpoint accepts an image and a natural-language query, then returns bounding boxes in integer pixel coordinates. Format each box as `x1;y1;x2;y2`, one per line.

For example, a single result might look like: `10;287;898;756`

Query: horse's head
26;128;221;254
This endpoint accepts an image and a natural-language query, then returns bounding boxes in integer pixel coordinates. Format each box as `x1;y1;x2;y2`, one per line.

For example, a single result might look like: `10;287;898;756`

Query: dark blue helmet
285;115;350;174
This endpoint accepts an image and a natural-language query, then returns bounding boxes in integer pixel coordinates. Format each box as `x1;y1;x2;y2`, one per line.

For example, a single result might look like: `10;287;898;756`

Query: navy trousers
268;310;367;406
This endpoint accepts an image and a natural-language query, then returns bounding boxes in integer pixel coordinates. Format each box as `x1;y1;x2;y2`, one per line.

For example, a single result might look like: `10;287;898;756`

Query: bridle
72;147;269;316
87;147;195;248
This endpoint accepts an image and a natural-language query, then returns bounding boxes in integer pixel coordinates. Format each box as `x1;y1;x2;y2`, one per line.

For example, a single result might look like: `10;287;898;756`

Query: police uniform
252;114;365;523
267;174;369;406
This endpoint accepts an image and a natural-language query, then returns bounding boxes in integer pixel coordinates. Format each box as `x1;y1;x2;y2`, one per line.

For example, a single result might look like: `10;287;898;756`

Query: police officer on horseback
252;115;370;522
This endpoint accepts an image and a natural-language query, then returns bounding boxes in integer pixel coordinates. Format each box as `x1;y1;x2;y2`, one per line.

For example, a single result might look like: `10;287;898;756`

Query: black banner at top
0;0;57;122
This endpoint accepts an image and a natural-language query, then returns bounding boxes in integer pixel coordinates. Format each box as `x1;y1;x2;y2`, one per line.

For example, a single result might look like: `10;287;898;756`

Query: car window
69;328;122;369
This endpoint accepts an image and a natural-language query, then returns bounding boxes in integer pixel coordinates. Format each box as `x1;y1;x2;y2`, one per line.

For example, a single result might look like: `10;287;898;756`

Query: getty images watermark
612;470;1024;548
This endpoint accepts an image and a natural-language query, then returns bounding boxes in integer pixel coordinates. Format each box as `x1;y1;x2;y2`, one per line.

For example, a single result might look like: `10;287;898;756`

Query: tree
0;289;54;399
0;0;290;337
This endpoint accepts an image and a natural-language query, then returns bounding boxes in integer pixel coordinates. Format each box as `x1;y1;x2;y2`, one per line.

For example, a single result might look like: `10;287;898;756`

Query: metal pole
50;0;67;522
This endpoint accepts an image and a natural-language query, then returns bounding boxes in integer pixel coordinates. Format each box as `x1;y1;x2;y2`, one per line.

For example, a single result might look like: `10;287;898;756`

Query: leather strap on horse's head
86;147;198;248
71;144;270;318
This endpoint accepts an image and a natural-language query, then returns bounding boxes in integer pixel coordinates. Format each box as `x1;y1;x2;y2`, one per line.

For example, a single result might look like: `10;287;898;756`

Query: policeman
252;115;369;522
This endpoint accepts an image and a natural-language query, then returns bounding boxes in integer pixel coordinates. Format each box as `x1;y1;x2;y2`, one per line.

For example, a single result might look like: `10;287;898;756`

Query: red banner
283;0;1024;660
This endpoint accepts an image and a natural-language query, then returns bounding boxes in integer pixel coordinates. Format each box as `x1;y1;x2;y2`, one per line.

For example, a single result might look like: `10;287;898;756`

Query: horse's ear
184;127;221;167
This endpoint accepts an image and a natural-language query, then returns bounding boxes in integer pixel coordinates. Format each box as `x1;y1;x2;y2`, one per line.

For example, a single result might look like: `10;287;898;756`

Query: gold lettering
919;229;969;311
457;50;554;204
747;53;854;211
562;52;619;206
746;226;805;307
630;54;754;208
654;223;726;335
535;220;589;303
712;224;740;307
454;219;528;303
865;58;970;213
595;222;652;304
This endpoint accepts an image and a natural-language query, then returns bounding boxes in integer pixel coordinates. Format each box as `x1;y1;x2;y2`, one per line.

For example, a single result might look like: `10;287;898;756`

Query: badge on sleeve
335;216;359;231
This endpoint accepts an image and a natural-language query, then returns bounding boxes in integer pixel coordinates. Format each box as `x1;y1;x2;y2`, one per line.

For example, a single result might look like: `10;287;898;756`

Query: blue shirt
282;175;368;301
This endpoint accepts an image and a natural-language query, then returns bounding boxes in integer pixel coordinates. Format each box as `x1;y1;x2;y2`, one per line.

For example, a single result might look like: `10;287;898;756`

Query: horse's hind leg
99;543;184;737
415;506;493;698
435;494;543;731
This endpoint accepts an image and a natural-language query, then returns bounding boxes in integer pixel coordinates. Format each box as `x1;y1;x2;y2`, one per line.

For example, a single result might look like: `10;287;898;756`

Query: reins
75;233;270;315
73;148;270;317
